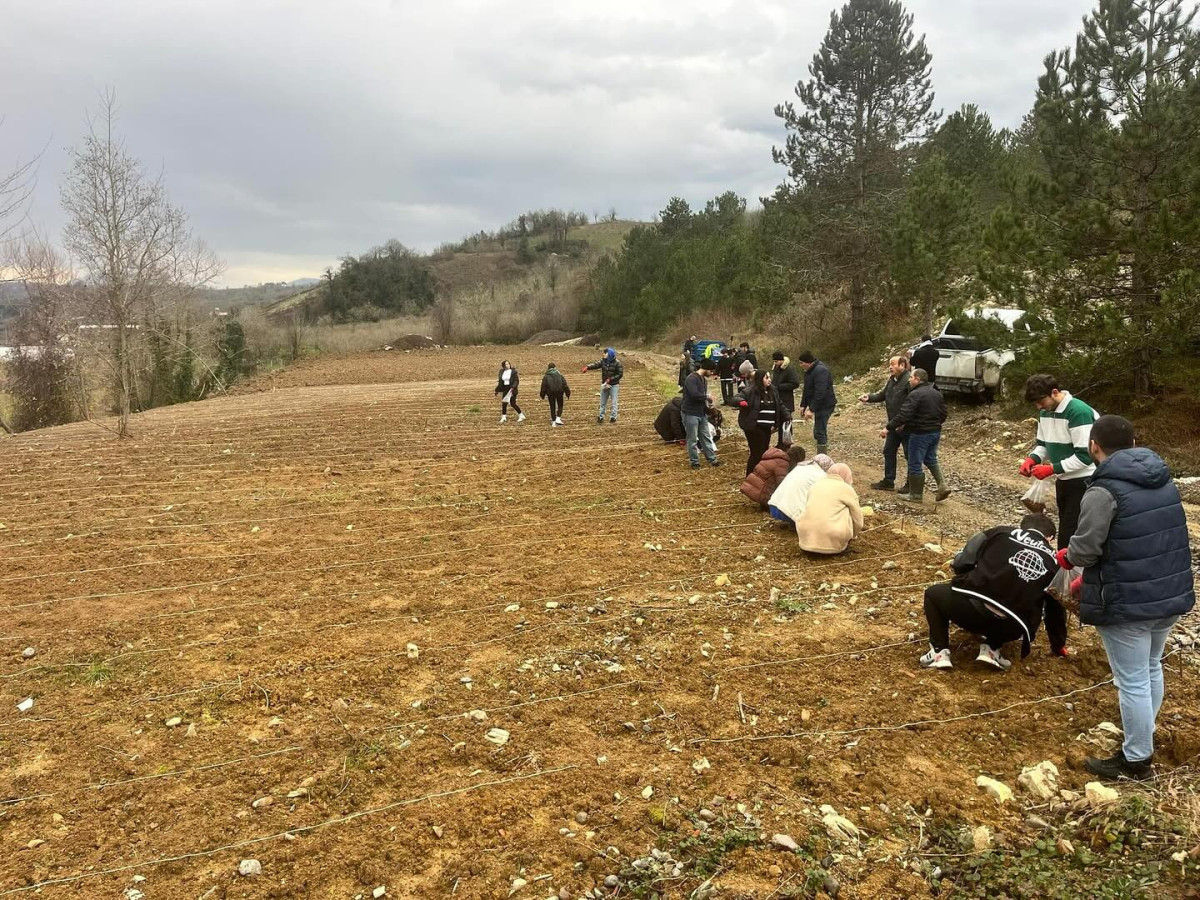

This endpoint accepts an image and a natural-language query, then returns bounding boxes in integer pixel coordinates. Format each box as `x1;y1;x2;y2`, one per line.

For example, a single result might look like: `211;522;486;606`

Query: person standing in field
771;351;801;446
495;360;525;423
583;348;624;424
1059;415;1195;780
911;334;940;386
885;367;951;503
1020;373;1100;656
859;356;912;491
681;358;722;469
717;346;737;405
797;351;836;454
735;369;789;476
539;361;571;427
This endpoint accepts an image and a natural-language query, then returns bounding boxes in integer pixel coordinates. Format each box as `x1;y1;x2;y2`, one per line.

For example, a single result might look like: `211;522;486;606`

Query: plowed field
1;347;1196;899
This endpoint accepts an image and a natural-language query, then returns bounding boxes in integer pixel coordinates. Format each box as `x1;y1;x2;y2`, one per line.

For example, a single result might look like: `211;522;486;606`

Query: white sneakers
551;421;560;427
976;645;1013;670
500;415;507;423
919;647;952;669
517;412;526;422
555;416;564;425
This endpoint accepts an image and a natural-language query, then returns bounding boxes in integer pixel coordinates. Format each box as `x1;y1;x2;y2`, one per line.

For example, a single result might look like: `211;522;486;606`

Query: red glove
580;366;588;373
1019;457;1036;477
1055;547;1072;570
1069;575;1082;596
738;401;748;408
1031;464;1055;480
1055;646;1073;658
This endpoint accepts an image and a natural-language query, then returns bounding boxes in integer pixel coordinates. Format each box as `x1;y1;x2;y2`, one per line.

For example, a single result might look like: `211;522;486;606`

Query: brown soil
0;348;1195;899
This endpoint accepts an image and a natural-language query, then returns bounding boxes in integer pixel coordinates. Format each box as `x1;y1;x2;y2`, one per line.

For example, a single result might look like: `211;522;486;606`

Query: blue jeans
683;413;717;465
1096;616;1180;762
906;431;941;476
812;408;832;447
598;384;619;420
882;430;909;481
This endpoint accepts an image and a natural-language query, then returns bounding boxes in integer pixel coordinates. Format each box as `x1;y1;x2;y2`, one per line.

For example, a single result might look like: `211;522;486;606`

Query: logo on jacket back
1008;548;1049;583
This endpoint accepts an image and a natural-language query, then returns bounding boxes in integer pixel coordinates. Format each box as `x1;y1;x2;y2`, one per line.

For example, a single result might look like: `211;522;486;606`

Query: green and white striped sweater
1031;392;1099;480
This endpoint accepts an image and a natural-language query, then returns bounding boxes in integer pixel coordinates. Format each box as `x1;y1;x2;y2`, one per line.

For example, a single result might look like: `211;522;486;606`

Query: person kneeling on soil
795;463;864;555
767;453;833;526
539;362;571;426
920;513;1059;672
653;396;723;445
741;445;806;510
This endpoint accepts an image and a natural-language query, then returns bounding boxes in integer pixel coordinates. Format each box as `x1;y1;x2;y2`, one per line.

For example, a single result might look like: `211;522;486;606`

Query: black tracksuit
924;526;1058;655
717;354;737;404
539;367;571;422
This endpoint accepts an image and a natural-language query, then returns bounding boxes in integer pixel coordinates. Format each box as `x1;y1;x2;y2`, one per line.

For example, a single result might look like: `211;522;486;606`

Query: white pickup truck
923;307;1026;402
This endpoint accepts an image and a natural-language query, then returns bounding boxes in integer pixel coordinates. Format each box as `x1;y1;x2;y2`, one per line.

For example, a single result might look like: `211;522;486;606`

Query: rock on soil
1017;761;1060;801
237;859;262;877
975;776;1014;804
1085;782;1120;808
523;329;575;345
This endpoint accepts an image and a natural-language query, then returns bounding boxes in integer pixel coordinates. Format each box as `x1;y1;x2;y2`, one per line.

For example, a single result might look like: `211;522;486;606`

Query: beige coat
795;474;864;554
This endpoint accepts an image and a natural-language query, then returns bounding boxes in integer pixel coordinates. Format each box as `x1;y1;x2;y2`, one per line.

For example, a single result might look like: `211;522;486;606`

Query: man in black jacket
583;348;624;424
539;362;571;426
910;335;940;386
771;351;801;412
797;351;836;454
716;347;737;405
885;367;951;503
920;513;1059;670
681;358;721;469
859;356;911;491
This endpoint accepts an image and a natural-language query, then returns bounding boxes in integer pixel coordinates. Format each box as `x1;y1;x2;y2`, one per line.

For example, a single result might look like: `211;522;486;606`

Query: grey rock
603;875;620;889
237;859;262;877
698;808;717;822
822;875;841;898
21;647;35;660
771;833;800;852
575;811;588;824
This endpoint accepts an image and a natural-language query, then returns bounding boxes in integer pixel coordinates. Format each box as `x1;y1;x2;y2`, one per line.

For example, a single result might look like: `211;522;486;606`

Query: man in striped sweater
1019;374;1100;655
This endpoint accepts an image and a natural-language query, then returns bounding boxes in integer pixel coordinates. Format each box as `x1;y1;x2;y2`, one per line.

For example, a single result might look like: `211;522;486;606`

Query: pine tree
773;0;939;338
986;0;1200;395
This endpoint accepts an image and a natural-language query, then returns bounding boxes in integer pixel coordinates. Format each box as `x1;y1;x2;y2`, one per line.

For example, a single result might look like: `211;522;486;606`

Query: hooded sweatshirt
795;474;864;554
586;350;623;384
772;358;801;411
539;366;570;399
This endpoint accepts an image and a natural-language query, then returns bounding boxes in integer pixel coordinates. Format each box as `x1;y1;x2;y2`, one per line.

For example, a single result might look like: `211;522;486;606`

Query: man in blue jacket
1061;414;1195;780
797;351;836;454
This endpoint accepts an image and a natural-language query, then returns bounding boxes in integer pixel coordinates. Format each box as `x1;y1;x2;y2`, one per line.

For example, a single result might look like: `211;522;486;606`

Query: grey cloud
1;0;1094;285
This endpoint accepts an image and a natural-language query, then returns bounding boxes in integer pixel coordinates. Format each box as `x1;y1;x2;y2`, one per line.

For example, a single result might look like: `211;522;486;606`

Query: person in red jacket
740;445;807;510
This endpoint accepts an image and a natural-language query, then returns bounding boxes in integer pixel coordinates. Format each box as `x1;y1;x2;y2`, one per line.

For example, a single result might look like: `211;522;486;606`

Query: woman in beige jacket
795;464;864;554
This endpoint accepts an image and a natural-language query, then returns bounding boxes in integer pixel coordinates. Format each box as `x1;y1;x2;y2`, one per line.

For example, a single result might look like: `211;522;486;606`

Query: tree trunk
116;322;131;438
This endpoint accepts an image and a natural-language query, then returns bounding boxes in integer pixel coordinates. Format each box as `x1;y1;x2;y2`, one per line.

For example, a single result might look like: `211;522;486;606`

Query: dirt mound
523;329;575;345
384;333;439;350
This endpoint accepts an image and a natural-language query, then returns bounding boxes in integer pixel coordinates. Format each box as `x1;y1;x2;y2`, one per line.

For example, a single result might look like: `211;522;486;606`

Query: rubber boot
895;479;910;494
898;473;925;503
870;478;895;491
927;463;952;502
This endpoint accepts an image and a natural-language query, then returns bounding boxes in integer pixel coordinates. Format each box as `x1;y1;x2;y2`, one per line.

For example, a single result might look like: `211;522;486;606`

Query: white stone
1017;761;1060;801
21;647;35;660
975;776;1013;804
972;825;993;851
692;757;711;774
485;728;510;746
1085;782;1120;808
641;785;653;799
820;805;860;843
373;887;386;898
406;643;420;659
771;833;799;852
237;859;262;877
467;709;488;722
16;697;33;713
164;717;182;728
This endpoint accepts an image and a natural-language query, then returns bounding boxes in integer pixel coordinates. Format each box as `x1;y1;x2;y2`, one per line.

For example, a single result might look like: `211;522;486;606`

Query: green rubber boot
898;473;925;504
927;463;953;502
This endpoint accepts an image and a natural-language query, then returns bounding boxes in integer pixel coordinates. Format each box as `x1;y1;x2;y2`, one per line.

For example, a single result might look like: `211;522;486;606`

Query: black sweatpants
744;426;772;476
501;389;522;416
1043;476;1089;652
546;393;564;421
720;378;735;405
924;583;1024;652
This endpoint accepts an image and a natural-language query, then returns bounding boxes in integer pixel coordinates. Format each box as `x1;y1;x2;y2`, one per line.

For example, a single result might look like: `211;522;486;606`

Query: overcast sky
1;0;1096;286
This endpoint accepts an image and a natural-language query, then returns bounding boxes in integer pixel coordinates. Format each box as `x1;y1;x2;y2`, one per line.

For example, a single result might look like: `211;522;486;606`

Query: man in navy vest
1060;415;1195;780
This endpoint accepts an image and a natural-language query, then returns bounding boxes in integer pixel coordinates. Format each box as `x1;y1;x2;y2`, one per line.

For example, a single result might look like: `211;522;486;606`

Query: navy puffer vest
1080;448;1195;627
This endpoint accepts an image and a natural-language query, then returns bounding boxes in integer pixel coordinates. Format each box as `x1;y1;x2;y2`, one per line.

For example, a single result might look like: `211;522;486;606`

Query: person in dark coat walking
859;356;912;491
735;369;790;476
495;360;525;423
1059;415;1196;780
920;513;1059;671
797;351;836;454
539;362;571;426
771;351;801;413
910;335;940;386
885;368;951;503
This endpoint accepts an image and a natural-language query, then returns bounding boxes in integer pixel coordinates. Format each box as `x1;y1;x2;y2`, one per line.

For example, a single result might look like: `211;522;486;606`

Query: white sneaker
551;421;560;427
555;417;564;425
517;412;526;422
976;645;1012;670
919;646;952;670
500;415;507;423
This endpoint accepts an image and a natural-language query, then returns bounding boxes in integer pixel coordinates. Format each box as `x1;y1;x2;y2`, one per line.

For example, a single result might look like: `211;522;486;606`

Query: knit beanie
738;361;754;376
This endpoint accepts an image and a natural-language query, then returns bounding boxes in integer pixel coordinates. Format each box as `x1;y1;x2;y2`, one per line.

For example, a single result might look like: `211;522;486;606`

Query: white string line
0;765;578;897
85;746;303;790
686;679;1117;746
0;501;751;615
0;434;691;528
0;491;741;584
0;543;929;729
385;680;649;730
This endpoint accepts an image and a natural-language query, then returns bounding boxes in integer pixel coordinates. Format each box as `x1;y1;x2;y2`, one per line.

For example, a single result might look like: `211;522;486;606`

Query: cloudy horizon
1;0;1096;287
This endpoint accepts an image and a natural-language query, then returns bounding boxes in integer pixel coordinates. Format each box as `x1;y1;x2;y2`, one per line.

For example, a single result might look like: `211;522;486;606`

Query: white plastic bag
1021;478;1051;513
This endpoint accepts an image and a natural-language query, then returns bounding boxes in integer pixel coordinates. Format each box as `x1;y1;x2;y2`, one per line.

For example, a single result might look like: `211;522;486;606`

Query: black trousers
546;394;564;420
924;583;1024;652
1042;477;1089;652
744;426;772;476
501;390;522;416
720;378;735;404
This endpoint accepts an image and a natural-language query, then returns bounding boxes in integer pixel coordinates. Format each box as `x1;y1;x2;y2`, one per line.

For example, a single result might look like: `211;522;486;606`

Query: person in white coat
767;453;834;526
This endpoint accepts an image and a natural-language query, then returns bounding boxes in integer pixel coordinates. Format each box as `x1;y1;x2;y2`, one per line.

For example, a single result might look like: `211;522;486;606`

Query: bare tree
60;91;219;436
430;294;454;344
0;119;40;244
